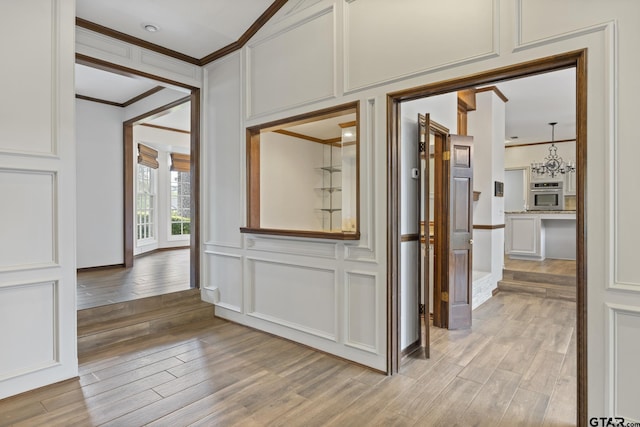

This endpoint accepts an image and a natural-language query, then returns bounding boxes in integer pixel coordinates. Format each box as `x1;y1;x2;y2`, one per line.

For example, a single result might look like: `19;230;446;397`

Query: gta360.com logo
589;417;640;427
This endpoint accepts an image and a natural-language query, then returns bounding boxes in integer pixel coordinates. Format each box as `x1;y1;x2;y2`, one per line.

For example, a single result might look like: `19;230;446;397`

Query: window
136;164;156;241
241;102;360;240
170;170;190;236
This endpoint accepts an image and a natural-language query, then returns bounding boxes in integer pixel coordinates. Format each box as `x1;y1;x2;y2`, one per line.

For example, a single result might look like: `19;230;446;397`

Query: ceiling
74;3;575;144
76;0;277;60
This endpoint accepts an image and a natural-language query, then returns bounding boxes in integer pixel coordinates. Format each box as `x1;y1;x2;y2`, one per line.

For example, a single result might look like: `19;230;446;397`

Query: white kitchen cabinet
505;214;544;260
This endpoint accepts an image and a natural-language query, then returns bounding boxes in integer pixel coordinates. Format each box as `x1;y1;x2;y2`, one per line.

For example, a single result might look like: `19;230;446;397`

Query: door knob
469;239;474;245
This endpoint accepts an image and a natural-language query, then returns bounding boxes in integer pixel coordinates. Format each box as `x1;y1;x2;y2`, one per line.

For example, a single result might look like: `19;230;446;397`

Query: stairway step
502;269;575;287
77;289;214;356
498;279;576;301
78;303;214;356
77;288;201;329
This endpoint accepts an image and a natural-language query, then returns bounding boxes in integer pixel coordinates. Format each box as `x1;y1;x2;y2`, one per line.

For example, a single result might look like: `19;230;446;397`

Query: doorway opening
388;50;586;424
75;55;200;310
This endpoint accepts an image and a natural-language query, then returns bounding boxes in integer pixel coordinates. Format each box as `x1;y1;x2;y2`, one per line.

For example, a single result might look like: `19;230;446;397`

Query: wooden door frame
76;55;201;288
387;50;587;424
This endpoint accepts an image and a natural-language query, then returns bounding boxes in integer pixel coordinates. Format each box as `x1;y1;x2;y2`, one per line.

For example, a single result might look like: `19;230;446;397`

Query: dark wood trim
77;263;125;273
505;138;575;148
255;102;359;133
492;287;500;296
76;54;195;90
190;89;201;289
400;234;420;242
76;18;200;65
475;86;509;103
122;86;165;107
387;50;588;425
575;48;588;427
200;0;289;65
472;224;505;230
273;129;339;145
338;120;357;128
139;123;190;135
76;86;165;108
76;94;122;107
400;341;422;358
123;124;134;268
240;227;360;241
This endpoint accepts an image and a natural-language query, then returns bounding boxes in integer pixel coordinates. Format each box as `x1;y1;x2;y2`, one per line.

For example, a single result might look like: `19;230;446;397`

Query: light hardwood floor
1;292;576;427
77;249;191;310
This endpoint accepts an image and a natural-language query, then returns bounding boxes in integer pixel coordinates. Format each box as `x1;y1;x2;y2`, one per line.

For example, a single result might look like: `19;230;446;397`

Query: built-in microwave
529;181;564;210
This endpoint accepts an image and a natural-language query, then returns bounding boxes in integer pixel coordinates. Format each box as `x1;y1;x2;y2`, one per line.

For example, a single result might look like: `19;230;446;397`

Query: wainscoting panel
343;0;498;92
0;169;56;271
247;5;335;118
345;271;377;353
607;304;640;421
76;27;133;61
0;281;57;381
0;0;55;156
345;98;377;263
246;235;337;259
204;53;243;249
248;258;336;340
205;252;243;313
75;28;202;88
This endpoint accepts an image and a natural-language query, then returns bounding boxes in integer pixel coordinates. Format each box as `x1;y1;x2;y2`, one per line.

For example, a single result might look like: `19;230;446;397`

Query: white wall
467;90;506;307
260;132;324;231
505;141;576;169
203;0;640;419
76;99;124;268
0;0;77;399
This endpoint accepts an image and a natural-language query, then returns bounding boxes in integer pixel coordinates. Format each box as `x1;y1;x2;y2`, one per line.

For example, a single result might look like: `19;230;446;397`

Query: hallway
2;292;575;426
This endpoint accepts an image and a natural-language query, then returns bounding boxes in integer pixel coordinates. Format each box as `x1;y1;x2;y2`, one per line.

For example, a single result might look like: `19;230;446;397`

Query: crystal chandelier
531;122;576;178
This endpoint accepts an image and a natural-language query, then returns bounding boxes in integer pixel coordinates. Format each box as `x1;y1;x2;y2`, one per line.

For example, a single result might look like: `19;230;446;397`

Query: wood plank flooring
77;249;190;310
504;256;576;277
1;292;576;427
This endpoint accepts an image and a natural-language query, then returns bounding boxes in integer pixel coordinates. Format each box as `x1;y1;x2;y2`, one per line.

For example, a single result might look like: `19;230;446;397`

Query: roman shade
137;144;159;169
170;152;190;173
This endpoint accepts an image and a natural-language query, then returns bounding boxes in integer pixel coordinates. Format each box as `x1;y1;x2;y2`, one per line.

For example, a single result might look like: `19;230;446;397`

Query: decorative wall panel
607;304;640;421
0;1;54;155
247;236;337;259
205;252;242;312
247;7;335;118
0;282;57;380
0;170;56;271
204;53;243;248
344;0;498;92
345;271;377;352
248;258;336;339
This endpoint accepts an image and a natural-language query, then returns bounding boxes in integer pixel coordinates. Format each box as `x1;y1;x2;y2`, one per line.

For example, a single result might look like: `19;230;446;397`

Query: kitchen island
505;211;576;260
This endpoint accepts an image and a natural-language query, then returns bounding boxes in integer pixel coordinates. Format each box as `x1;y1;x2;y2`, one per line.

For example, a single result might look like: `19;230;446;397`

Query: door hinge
419;304;425;314
441;291;449;302
443;151;450;161
419;142;426;153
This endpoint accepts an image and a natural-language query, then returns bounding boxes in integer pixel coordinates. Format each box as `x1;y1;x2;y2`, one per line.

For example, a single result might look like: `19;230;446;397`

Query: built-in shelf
319;208;342;213
316;187;342;192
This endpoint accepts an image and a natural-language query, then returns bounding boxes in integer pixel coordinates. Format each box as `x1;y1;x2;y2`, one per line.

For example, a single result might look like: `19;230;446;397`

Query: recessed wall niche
241;102;360;240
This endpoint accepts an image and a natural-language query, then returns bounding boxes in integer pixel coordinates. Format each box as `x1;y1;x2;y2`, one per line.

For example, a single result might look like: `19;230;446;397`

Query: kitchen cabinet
505;212;576;260
505;214;543;259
